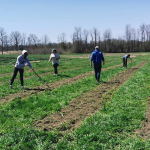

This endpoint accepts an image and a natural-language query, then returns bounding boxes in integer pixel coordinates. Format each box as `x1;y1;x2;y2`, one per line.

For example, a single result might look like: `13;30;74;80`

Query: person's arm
90;61;92;68
90;53;93;67
26;59;34;71
101;53;105;65
49;55;52;62
49;57;51;62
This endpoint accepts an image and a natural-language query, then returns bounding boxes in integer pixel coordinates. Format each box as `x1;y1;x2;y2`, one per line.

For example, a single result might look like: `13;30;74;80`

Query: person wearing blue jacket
10;50;34;89
90;46;105;84
123;54;132;68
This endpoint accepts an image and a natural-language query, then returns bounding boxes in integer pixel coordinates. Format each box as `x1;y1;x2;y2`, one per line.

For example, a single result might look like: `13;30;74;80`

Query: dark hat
51;49;56;53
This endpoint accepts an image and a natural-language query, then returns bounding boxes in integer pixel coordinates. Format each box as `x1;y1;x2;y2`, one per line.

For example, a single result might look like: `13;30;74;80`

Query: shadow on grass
57;74;70;78
24;88;51;91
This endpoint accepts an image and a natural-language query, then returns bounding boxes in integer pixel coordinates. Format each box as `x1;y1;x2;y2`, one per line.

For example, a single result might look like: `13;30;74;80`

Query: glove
26;63;29;66
31;69;34;71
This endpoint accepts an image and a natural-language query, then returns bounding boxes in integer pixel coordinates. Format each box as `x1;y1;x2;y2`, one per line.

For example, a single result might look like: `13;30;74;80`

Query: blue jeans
94;63;102;82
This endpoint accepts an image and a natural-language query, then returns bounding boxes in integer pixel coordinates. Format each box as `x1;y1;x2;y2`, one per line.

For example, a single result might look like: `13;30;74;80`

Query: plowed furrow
34;61;147;132
0;63;122;104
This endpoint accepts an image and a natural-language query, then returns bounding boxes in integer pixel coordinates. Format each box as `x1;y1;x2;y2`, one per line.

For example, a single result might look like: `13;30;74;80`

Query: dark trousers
53;63;59;74
94;63;102;82
123;58;127;67
10;67;24;86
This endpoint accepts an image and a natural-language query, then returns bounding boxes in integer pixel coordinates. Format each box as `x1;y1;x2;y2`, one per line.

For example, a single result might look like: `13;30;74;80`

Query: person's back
90;46;105;84
91;49;104;64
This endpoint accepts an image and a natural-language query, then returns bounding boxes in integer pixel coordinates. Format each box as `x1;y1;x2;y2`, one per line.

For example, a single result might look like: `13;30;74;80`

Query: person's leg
53;64;57;75
97;64;102;82
94;64;98;81
123;58;125;67
55;63;58;74
19;69;24;86
125;59;127;68
10;67;19;86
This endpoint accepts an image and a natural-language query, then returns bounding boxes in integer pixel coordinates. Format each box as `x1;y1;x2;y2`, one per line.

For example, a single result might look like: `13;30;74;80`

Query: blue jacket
90;49;104;64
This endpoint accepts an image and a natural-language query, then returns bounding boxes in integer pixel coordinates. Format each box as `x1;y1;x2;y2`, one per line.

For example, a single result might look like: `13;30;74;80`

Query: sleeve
101;53;104;61
26;58;33;69
90;53;94;61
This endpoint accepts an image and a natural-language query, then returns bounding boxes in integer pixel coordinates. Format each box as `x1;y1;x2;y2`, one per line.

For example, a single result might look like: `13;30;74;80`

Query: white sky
0;0;150;42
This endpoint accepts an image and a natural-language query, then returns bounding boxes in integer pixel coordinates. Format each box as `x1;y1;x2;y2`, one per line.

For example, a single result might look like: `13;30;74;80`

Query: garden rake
33;70;51;90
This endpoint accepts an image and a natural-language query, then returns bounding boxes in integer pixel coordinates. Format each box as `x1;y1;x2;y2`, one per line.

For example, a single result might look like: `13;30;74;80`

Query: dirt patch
0;64;123;104
135;99;150;140
0;51;21;55
61;53;150;58
34;61;147;132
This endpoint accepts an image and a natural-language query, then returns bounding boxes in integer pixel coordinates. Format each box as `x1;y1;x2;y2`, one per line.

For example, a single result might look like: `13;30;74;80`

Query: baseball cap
51;49;56;53
95;46;99;49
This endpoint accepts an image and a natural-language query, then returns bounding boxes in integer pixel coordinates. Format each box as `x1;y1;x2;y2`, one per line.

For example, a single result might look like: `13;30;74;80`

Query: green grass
0;53;150;149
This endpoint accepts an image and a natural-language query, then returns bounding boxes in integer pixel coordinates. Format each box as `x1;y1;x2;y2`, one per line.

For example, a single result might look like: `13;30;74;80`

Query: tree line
0;23;150;54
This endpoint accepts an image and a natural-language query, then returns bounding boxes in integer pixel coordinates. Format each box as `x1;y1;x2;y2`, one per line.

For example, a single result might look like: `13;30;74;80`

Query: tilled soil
0;63;122;104
34;61;147;132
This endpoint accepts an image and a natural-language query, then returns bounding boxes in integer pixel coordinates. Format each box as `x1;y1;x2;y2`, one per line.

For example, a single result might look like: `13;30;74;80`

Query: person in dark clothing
123;54;132;68
90;46;105;84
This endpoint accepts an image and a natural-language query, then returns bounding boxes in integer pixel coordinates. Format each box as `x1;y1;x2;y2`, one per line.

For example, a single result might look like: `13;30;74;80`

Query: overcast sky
0;0;150;42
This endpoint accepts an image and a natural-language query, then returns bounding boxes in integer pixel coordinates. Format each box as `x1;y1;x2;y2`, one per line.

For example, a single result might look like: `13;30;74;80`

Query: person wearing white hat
90;46;105;84
49;49;60;75
10;50;34;89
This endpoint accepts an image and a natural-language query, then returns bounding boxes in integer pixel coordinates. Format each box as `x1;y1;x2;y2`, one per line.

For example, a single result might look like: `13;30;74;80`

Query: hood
22;50;28;55
94;49;100;53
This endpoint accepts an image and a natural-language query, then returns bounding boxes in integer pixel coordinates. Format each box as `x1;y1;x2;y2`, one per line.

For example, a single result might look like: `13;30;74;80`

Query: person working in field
123;54;132;68
49;49;60;76
10;50;34;89
90;46;105;84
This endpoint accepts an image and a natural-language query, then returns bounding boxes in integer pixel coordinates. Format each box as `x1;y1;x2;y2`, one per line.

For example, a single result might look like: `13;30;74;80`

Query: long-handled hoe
33;70;51;90
130;60;132;68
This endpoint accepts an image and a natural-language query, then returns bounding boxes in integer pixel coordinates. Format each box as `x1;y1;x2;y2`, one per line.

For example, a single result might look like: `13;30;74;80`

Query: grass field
0;52;150;149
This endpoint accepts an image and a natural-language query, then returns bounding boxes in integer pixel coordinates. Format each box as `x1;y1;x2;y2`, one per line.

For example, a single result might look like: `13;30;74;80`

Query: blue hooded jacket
90;49;104;64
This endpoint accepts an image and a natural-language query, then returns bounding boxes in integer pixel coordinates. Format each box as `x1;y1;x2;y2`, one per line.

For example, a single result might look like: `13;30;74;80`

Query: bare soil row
34;61;147;133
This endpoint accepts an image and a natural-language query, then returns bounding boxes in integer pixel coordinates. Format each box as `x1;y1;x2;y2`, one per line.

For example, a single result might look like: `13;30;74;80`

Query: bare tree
0;27;6;54
93;27;99;46
72;27;82;52
22;33;26;46
103;29;112;52
145;24;150;41
58;33;67;50
10;31;22;50
97;31;101;49
41;34;49;45
29;34;38;45
140;23;146;42
83;29;89;52
103;29;112;40
125;24;131;41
